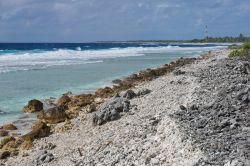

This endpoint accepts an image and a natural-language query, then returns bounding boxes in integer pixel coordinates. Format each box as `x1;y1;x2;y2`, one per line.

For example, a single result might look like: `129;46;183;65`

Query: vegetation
228;44;240;50
229;49;248;57
241;41;250;49
191;34;250;43
229;40;250;57
127;34;250;43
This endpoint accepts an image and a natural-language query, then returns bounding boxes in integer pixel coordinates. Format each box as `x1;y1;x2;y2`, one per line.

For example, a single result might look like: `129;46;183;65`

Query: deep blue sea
0;42;226;125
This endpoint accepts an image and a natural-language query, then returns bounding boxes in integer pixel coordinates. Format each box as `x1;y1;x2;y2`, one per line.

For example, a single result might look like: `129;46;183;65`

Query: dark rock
123;100;130;112
172;58;250;165
190;104;198;110
0;150;10;159
137;89;151;96
22;99;43;113
30;150;54;165
110;109;119;121
37;106;67;124
173;69;186;75
92;97;130;125
179;105;187;110
121;90;136;99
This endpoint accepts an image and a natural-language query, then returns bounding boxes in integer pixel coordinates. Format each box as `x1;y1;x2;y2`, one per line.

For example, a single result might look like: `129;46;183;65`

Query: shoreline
0;49;213;129
1;48;237;165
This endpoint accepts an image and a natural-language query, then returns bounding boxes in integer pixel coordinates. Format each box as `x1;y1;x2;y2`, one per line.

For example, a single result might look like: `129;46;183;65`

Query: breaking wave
0;45;224;73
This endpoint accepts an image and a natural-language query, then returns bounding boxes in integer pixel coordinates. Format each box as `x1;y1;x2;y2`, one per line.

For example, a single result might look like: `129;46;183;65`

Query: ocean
0;42;226;125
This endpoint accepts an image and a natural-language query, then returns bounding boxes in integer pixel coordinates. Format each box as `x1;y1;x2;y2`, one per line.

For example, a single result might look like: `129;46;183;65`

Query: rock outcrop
69;94;94;108
1;124;17;130
37;107;67;124
93;96;130;125
22;121;50;141
22;99;43;113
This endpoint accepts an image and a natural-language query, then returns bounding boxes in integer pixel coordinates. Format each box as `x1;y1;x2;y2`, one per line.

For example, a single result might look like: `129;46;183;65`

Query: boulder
121;89;137;99
0;130;8;137
93;97;130;125
37;107;67;124
0;150;10;159
1;124;17;130
22;121;50;141
22;99;43;113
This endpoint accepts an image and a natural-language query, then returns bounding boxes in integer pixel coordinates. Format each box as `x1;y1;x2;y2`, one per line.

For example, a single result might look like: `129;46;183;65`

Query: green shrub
229;48;248;57
228;44;239;49
241;41;250;49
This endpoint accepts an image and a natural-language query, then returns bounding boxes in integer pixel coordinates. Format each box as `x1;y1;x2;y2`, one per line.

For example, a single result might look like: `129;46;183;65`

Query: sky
0;0;250;42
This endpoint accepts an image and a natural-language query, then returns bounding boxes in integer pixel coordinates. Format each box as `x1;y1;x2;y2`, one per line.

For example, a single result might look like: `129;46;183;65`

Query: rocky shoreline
1;49;249;166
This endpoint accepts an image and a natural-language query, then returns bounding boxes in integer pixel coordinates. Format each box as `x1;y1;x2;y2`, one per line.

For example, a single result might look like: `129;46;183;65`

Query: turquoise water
0;44;225;124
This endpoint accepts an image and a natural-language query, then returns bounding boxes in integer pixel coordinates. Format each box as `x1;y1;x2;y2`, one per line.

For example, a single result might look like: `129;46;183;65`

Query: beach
1;48;249;165
0;43;223;125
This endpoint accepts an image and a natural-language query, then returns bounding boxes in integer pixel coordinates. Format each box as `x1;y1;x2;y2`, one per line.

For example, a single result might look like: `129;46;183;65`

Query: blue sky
0;0;250;42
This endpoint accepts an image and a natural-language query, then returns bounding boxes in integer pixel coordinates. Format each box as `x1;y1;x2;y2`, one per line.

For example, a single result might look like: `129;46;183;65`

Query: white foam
0;45;225;73
75;47;82;51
